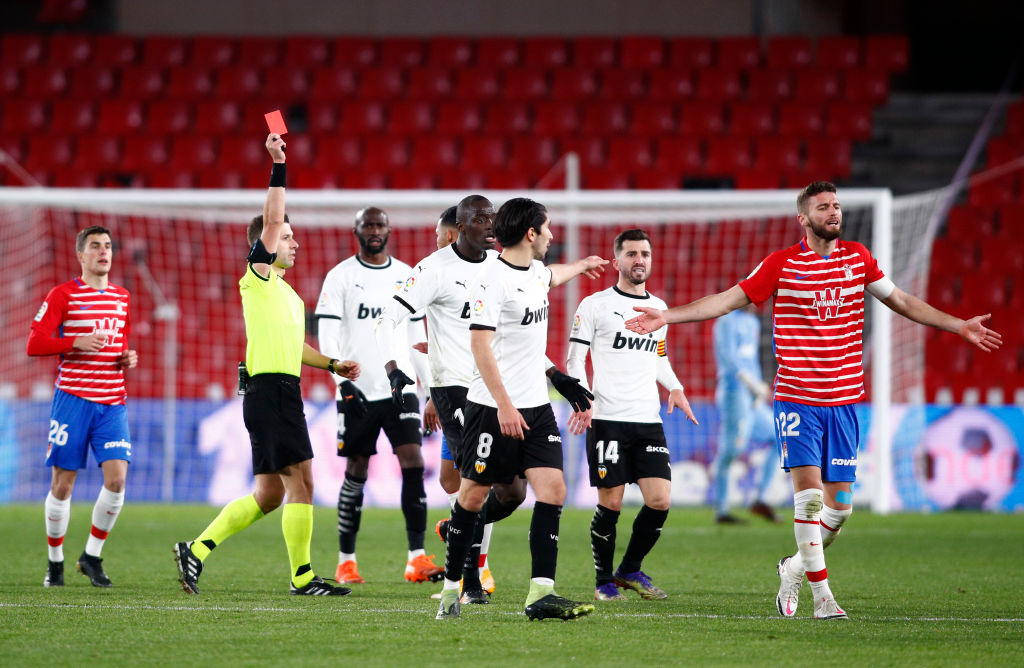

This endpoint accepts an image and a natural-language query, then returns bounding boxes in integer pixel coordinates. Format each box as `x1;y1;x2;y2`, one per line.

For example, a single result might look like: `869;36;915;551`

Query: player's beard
358;234;389;254
809;218;842;241
624;265;648;285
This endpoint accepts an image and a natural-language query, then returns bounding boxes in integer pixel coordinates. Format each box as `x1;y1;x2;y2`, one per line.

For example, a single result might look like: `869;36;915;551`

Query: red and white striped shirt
739;239;885;407
29;278;132;405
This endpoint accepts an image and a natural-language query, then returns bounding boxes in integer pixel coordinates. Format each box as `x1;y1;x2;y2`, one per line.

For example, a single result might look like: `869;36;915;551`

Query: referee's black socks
529;501;563;580
619;505;668;574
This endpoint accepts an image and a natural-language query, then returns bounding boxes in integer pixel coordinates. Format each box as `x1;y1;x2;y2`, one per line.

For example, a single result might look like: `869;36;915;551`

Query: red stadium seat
504;68;549;100
147;101;192;134
74;135;122;170
315;136;363;170
533;102;580;136
705;137;753;175
218;135;267;170
237;37;283;68
120;65;167;100
648;69;695;101
552;67;598;100
804;138;851;179
2;99;48;133
696;68;743;100
48;34;92;66
668;37;714;68
284;36;330;67
0;136;25;166
679;101;725;135
1;34;45;66
581;103;628;134
968;179;1016;208
734;169;781;189
389;100;435;135
149;170;197;188
282;135;316;165
654;137;702;172
630;101;677;135
509;136;558;172
379;37;425;67
364;136;411;170
985;136;1022;169
729;101;775;136
482;169;532;190
633;169;681;189
754;137;801;171
410;136;459;170
439;171;485;190
745;69;794;101
309;67;357;100
607;137;654;170
333;37;377;67
122;136;170;171
945;205;996;244
795;68;841;100
197;168;246;189
53;168;100;188
864;35;909;73
843;68;889;105
778;102;825;136
292;170;340;189
453;67;502;100
169;135;219;169
46;100;95;134
621;36;665;68
827;103;873;141
191;36;235;67
96;100;145;135
477;38;521;68
561;136;607;168
523;37;569;68
167;66;215;100
817;36;860;68
1004;102;1024;138
716;37;761;68
339;102;387;133
216;66;263;100
583;168;630;189
264;66;311;102
142;36;189;67
22;64;69;98
193;101;241;134
980;238;1024;274
390;171;437;190
239;101;275;134
92;35;139;67
0;65;20;97
407;67;453;99
24;135;74;170
461;136;508;172
597;68;647;100
483;101;531;134
436;101;483;134
573;37;617;67
767;36;813;69
960;273;1008;309
428;37;473;67
67;65;116;99
342;170;389;189
358;66;405;100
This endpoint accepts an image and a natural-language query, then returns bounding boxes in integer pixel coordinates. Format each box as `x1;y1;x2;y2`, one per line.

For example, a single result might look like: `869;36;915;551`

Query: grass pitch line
2;602;1022;624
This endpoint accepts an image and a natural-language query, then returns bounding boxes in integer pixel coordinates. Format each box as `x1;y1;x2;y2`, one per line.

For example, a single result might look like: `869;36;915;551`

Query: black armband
247;238;277;265
269;162;286;188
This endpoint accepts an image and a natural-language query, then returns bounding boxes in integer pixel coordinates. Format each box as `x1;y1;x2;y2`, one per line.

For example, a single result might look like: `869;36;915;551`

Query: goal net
0;185;930;512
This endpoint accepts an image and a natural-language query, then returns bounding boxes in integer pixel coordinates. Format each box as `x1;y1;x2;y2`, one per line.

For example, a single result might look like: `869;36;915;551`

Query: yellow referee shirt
239;264;304;377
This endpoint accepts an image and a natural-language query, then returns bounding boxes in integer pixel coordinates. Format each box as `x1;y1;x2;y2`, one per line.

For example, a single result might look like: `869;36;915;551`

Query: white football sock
84;486;124;558
45;491;71;562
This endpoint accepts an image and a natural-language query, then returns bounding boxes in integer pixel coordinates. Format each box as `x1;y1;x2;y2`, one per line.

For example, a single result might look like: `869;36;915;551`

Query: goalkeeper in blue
711;304;782;524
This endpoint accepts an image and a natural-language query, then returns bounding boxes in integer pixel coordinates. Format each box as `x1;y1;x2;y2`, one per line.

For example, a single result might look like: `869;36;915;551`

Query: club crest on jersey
597;465;607;479
475;459;486;474
813;287;844;320
844;266;853;281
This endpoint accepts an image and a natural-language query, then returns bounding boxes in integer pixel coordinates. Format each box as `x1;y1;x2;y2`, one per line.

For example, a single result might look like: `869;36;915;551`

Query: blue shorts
440;435;453;462
773;400;858;482
45;389;132;470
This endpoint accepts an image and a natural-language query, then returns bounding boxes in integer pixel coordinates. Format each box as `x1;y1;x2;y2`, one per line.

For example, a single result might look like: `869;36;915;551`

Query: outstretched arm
302;342;360;379
626;284;751;334
881;287;1002;352
250;133;287;278
548;256;609;287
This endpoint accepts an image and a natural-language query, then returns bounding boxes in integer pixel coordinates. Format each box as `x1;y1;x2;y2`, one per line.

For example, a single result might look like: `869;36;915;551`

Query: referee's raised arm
250;133;288;278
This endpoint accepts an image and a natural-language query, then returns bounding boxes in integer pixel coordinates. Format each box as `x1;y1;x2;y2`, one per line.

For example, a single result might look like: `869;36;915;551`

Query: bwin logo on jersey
357;304;383;319
612;331;658;352
831;457;857;466
520;305;548;325
475;459;487;474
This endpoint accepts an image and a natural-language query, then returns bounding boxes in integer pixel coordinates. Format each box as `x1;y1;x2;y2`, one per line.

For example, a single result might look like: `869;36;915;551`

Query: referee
174;133;360;596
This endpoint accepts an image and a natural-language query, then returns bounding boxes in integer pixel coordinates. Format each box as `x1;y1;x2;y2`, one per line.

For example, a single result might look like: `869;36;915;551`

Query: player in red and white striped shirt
626;182;1001;619
27;226;138;589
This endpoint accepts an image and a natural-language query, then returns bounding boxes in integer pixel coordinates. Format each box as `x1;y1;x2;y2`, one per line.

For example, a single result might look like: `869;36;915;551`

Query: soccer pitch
1;504;1021;667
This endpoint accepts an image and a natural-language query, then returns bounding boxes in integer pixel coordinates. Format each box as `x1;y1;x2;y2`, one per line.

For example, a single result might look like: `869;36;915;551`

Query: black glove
550;370;595;412
388;368;415;410
339;380;368;419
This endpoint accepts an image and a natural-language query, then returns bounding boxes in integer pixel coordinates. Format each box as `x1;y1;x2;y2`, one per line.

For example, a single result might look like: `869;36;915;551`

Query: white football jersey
467;257;553;409
570;286;671;423
316;255;421;401
393;245;499;388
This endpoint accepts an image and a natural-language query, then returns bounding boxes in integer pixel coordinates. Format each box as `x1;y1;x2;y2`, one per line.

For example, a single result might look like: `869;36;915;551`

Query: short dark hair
613;228;651;255
439;205;458;227
455;194;490;225
76;225;111;252
248;213;290;246
494;197;547;248
797;181;837;215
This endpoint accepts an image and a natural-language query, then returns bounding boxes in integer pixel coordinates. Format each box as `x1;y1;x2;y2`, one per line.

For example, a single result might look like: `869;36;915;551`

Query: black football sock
400;466;427;551
462;504;486;589
591;504;620;586
529;501;563;580
337;473;366;554
619;505;668;574
483;488;520;524
442;501;478;582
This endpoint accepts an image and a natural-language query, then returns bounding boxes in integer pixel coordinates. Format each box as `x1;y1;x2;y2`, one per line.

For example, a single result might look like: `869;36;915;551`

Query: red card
264;109;288;135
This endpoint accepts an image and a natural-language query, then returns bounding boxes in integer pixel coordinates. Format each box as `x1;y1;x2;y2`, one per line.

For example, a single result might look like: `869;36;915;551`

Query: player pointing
625;181;1001;619
565;228;697;601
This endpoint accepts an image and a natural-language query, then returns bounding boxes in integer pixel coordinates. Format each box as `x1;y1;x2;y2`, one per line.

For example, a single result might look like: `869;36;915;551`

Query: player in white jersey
316;206;442;586
565;229;698;601
625;182;1002;620
434;197;607;621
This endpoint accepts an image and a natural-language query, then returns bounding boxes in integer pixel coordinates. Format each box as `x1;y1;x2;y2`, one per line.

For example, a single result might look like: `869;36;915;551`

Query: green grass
1;504;1022;667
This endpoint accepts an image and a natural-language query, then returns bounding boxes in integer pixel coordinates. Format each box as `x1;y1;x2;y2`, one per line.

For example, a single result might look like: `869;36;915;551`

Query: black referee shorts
460;400;563;485
243;373;314;474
